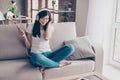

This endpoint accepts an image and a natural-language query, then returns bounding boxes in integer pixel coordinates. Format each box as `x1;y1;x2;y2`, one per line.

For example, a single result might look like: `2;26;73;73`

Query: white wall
76;0;89;36
86;0;115;64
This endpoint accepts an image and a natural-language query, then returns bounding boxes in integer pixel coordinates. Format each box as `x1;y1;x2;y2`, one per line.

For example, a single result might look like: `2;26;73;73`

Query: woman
18;9;74;71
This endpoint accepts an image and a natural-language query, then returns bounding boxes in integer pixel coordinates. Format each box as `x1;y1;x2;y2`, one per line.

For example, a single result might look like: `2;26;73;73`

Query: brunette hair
32;9;51;37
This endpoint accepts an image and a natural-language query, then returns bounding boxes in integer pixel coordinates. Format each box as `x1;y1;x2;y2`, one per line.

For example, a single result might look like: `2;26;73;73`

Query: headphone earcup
36;15;39;21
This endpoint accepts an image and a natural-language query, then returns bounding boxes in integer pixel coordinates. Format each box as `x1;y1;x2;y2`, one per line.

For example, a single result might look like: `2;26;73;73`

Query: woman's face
39;15;49;26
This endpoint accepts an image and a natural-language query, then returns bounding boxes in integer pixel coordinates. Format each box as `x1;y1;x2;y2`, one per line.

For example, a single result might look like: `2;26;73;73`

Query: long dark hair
32;9;51;38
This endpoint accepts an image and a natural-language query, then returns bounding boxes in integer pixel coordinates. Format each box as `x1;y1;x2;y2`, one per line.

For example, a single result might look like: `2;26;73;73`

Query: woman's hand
17;26;26;38
17;26;31;49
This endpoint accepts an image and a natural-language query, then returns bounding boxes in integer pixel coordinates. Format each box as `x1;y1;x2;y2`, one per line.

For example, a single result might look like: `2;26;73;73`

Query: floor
103;64;120;80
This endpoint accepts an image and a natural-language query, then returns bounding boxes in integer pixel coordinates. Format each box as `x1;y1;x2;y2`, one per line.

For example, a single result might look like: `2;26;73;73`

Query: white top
26;24;54;53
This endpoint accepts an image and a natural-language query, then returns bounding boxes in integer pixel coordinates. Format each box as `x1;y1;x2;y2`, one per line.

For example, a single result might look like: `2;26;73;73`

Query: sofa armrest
92;42;104;74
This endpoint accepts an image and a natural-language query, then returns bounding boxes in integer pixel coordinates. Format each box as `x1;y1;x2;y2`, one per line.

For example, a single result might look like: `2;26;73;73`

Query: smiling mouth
41;23;46;25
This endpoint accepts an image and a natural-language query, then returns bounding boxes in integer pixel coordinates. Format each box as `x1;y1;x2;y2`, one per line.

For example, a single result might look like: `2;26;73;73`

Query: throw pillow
64;37;95;60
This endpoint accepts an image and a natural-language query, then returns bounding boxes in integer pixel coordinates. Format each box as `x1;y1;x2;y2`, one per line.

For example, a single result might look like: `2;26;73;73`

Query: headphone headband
36;8;50;21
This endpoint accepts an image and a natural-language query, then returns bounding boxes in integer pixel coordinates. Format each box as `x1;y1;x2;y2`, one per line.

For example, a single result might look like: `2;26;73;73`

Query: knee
64;44;75;53
31;53;43;61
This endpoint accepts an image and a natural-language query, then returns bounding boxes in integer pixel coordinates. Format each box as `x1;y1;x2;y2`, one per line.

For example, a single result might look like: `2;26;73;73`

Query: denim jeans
30;44;74;68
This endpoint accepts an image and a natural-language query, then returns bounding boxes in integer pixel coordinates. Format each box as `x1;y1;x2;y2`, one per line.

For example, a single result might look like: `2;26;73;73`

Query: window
32;0;39;22
47;0;59;23
27;0;59;23
113;28;120;63
116;0;120;22
27;0;75;23
113;0;120;63
110;0;120;68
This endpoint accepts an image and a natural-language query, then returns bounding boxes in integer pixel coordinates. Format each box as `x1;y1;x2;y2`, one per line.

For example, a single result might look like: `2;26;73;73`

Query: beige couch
0;22;103;80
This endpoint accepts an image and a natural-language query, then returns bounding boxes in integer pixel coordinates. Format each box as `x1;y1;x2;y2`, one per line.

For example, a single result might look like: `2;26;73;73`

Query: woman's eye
45;18;49;20
42;18;48;20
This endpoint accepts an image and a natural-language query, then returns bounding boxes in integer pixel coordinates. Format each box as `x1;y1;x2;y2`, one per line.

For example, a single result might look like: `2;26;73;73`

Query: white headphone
36;8;50;21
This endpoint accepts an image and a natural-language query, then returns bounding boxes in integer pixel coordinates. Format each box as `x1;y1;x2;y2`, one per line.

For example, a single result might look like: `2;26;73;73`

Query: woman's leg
30;52;59;68
47;44;74;63
30;44;74;68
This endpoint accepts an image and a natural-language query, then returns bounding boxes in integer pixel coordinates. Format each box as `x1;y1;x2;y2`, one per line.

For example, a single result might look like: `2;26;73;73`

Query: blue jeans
30;44;74;68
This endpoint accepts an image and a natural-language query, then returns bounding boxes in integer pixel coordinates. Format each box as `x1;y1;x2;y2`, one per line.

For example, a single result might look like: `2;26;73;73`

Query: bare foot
39;67;45;73
59;61;72;67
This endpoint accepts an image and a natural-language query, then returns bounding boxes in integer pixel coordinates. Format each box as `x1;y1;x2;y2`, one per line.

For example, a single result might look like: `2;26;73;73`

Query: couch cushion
44;60;95;80
50;22;77;50
0;24;27;60
64;37;95;60
0;59;42;80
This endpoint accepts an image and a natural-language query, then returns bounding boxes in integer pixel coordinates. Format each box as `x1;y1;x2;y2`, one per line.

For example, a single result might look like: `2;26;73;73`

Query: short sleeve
26;24;34;34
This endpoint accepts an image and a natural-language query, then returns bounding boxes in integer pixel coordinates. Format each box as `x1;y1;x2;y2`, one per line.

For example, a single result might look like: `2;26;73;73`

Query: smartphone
16;25;20;30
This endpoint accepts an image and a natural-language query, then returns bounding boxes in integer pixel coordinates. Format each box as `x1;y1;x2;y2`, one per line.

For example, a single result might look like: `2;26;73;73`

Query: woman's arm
17;27;31;49
44;22;53;40
23;33;32;49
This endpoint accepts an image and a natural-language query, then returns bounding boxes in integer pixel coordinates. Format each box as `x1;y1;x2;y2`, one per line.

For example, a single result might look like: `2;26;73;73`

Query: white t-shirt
26;24;54;53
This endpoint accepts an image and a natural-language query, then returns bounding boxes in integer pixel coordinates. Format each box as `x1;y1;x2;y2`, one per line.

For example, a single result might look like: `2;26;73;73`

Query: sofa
0;22;103;80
